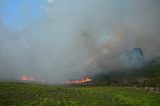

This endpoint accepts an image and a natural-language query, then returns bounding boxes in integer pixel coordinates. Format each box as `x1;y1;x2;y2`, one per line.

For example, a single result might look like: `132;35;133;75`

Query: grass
0;82;160;106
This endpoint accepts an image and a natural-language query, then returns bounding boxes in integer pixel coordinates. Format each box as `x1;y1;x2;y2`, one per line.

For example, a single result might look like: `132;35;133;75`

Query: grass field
0;82;159;106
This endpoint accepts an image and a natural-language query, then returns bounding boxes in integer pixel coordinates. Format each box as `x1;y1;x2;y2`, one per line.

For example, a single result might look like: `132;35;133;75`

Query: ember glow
65;76;92;84
20;75;35;81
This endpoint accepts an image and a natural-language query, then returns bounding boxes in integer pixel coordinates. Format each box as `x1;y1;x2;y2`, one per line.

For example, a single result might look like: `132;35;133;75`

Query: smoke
0;0;160;83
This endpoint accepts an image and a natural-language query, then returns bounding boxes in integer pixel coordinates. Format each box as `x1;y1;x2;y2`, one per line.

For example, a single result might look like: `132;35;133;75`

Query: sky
2;0;46;29
0;0;160;83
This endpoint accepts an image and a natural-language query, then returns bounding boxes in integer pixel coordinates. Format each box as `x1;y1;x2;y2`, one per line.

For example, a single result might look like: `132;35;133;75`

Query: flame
20;75;35;81
65;76;92;84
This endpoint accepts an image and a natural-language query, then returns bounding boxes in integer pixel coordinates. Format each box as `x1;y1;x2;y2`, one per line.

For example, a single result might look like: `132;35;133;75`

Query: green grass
0;82;159;106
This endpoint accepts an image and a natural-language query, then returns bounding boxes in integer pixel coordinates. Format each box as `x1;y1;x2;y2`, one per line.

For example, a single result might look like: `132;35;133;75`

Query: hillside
93;59;160;87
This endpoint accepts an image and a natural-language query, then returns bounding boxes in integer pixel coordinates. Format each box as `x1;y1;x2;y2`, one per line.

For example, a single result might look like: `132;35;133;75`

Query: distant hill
93;58;160;88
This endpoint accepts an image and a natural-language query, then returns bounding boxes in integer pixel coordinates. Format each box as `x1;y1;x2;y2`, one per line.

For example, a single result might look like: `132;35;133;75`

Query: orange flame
65;76;92;84
20;75;35;81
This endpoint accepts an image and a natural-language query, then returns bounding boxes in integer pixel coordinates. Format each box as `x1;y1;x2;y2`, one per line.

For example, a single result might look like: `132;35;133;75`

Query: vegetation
0;82;160;106
1;59;160;106
94;60;160;88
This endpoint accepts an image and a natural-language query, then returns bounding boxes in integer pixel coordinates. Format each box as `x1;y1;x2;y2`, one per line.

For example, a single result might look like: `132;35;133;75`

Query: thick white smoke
0;0;160;83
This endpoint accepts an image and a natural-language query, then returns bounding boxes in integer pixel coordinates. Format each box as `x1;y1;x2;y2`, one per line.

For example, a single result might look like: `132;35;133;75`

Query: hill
93;59;160;87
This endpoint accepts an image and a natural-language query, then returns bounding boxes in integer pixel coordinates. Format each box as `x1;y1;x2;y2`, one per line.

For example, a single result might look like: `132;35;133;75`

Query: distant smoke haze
0;0;160;83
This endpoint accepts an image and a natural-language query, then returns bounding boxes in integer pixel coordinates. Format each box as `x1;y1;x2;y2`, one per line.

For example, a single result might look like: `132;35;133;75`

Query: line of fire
20;75;92;84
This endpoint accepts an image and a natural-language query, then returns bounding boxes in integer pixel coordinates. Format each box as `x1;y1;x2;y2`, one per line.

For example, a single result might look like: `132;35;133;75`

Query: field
0;82;160;106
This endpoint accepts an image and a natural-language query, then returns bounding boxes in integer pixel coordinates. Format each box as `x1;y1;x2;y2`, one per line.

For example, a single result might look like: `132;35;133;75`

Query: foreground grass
0;82;159;106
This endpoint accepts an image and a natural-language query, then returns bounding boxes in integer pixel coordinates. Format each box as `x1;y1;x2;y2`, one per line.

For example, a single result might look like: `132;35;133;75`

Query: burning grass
65;76;92;84
0;82;160;106
20;75;35;81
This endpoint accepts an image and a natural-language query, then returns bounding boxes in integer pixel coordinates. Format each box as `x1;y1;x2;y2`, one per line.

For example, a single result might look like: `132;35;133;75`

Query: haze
0;0;160;83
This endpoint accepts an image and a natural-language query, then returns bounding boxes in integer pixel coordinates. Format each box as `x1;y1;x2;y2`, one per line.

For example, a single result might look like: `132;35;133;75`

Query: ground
0;82;160;106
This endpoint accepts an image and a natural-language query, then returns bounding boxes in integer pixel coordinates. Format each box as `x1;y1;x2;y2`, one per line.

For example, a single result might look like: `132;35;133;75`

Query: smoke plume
0;0;160;83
